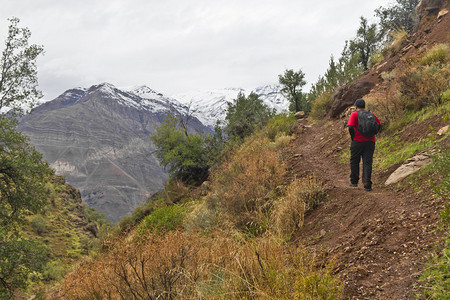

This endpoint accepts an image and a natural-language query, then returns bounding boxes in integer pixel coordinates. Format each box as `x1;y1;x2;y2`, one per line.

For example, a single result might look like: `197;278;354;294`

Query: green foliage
375;0;419;40
264;113;296;141
308;45;363;119
374;136;434;171
442;89;450;103
30;215;48;235
83;204;111;229
225;92;274;141
0;17;44;115
118;201;155;232
418;150;450;299
386;28;409;58
311;91;333;119
41;260;65;282
0;116;53;225
151;114;216;184
420;43;449;66
348;16;379;70
0;227;49;298
137;204;186;234
278;69;308;112
431;149;450;203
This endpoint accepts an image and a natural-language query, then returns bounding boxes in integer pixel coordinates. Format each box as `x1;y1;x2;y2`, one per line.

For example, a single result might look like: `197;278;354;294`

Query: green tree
151;114;214;184
337;41;364;83
375;0;419;40
278;69;308;112
0;18;50;298
349;17;379;70
0;17;44;115
225;92;274;140
0;116;52;298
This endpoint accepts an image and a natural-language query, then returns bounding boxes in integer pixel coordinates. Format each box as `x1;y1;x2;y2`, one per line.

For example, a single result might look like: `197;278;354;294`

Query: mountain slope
18;83;208;223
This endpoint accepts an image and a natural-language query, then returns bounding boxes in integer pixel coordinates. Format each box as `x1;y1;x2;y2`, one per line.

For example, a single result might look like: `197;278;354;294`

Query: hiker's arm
348;125;355;141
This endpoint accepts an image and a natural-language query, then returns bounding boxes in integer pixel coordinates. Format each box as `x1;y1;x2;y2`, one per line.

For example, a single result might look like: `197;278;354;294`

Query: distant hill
18;83;208;223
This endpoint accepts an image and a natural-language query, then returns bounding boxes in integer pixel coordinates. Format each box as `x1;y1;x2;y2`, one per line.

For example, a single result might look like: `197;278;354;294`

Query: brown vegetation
58;230;342;299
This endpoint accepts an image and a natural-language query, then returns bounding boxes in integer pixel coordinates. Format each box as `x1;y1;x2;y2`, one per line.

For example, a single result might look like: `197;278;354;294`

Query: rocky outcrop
329;0;450;118
328;73;379;118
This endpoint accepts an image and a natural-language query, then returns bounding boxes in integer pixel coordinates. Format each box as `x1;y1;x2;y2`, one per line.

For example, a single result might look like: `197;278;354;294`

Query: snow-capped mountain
172;85;289;127
16;82;289;222
17;83;208;223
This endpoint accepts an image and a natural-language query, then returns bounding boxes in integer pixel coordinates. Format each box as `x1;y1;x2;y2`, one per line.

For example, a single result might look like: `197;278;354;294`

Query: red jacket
347;109;381;142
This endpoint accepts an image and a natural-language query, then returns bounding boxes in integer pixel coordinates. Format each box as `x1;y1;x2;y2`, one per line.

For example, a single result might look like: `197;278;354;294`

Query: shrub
137;204;186;234
385;28;408;58
212;134;286;233
151;114;211;184
311;91;333;119
397;45;449;111
271;179;306;238
264;113;296;141
270;134;294;151
441;88;450;103
58;231;343;299
400;63;450;110
184;199;217;234
30;215;48;235
225;92;274;142
42;260;66;282
419;43;449;66
272;175;328;239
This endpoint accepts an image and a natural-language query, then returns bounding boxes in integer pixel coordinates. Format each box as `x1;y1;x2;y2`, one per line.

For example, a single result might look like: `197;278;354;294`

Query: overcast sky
0;0;393;100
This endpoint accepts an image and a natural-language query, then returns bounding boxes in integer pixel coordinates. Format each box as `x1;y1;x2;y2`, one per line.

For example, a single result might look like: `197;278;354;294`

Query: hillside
287;114;448;298
20;175;109;297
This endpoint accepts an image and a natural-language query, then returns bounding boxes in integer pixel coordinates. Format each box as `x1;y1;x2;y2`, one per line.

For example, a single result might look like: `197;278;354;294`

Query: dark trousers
350;141;375;188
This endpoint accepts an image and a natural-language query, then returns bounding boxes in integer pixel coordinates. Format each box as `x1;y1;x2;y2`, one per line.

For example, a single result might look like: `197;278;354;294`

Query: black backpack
357;110;380;137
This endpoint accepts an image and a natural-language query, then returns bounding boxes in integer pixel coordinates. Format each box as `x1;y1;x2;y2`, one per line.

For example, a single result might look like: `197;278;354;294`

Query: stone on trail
385;152;432;186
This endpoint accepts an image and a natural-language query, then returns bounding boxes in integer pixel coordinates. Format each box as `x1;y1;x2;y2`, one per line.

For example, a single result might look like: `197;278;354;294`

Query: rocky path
287;118;445;299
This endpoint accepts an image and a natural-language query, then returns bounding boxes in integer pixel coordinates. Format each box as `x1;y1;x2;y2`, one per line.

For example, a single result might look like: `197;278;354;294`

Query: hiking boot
364;187;372;191
350;183;358;187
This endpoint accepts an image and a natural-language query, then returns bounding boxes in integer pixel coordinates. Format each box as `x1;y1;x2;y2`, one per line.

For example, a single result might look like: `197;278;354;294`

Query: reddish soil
287;117;446;299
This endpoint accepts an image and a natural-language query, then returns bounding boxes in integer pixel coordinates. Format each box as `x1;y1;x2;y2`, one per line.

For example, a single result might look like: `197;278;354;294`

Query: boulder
437;125;449;136
295;111;306;119
329;73;378;118
385;152;432;185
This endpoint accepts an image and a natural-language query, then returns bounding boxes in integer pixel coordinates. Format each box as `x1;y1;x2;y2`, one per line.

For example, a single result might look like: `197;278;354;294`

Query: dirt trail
287;118;445;299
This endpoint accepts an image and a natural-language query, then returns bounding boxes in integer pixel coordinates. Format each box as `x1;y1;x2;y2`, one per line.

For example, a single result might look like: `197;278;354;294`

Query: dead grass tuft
212;134;286;233
271;176;328;239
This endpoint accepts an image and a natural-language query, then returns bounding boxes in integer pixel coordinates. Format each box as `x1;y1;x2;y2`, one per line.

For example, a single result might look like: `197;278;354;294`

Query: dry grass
271;176;328;239
58;230;343;299
368;43;450;127
211;134;286;233
57;121;342;299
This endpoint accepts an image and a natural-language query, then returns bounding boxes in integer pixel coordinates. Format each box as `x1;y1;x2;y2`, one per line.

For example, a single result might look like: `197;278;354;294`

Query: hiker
347;99;381;191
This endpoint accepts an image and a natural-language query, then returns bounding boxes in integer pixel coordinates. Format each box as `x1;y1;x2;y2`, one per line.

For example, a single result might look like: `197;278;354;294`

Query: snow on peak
128;85;162;98
85;83;188;115
171;84;289;127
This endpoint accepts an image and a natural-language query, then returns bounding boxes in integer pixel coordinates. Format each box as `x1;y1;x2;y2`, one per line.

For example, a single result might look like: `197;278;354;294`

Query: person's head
354;98;365;109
